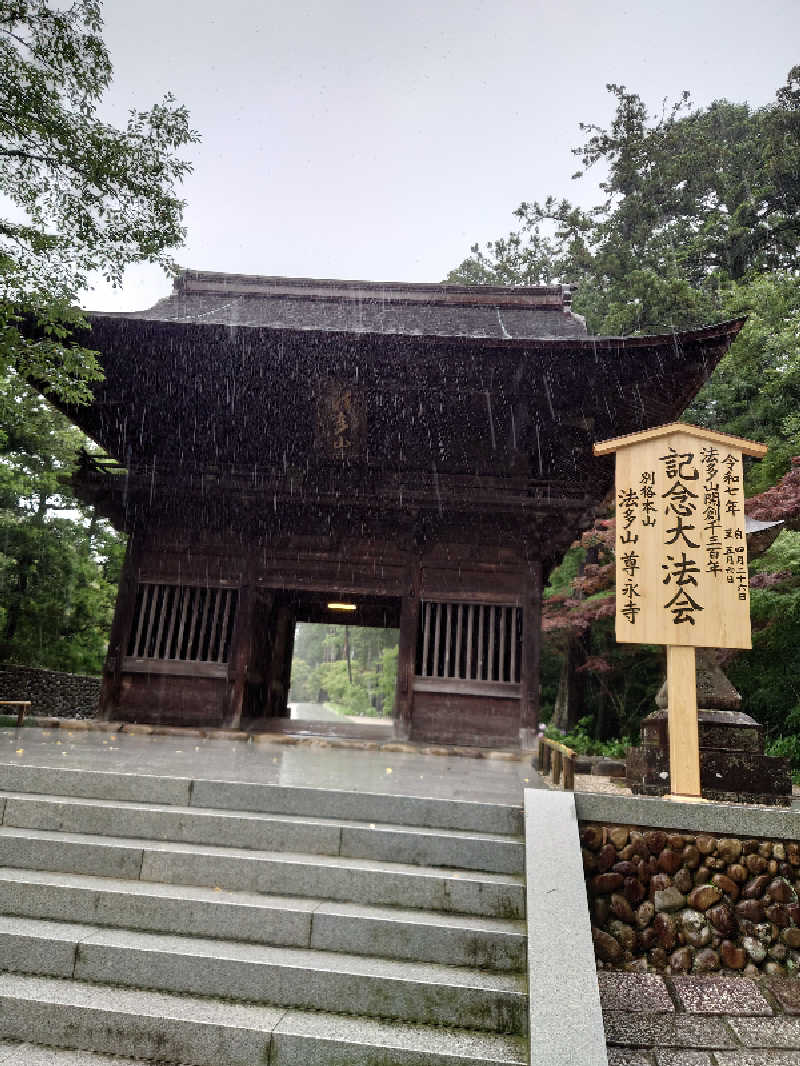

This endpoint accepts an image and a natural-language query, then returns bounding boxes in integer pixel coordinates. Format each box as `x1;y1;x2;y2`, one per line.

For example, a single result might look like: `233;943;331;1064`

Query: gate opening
243;590;401;737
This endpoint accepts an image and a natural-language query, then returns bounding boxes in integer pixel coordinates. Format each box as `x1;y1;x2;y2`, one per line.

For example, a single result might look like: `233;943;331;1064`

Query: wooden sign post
593;424;767;799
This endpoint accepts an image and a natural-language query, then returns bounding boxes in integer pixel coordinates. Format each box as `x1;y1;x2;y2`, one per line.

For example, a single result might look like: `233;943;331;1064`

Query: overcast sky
87;0;799;312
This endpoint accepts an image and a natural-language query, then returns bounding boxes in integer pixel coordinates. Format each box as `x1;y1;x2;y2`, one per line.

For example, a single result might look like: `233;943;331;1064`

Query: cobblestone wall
0;664;100;718
582;822;800;977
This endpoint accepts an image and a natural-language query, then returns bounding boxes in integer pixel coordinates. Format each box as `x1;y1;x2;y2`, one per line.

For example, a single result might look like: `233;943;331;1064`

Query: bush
545;716;632;759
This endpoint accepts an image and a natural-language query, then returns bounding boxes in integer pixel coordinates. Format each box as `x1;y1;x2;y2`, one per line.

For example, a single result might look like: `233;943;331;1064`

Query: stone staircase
0;761;529;1065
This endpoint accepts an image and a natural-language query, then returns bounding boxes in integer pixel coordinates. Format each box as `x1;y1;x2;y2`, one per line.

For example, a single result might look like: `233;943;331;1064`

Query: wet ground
0;727;542;806
288;702;341;720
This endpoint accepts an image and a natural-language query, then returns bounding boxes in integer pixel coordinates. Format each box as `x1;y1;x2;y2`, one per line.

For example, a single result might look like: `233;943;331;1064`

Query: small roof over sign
593;422;768;458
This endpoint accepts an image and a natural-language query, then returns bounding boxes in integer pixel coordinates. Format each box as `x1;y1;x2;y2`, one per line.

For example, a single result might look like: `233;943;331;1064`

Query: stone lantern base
625;651;792;806
626;707;792;806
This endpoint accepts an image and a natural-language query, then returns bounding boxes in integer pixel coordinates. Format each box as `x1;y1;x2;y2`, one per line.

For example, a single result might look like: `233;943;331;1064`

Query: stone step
0;974;528;1065
0;762;523;834
0;790;523;873
0;867;527;970
0;916;527;1034
0;1043;157;1066
0;826;525;918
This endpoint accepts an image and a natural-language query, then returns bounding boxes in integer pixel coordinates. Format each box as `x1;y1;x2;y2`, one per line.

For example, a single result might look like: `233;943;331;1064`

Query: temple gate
63;271;744;747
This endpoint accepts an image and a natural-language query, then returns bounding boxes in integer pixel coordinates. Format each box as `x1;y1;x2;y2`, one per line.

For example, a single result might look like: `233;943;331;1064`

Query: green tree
290;622;399;716
449;67;800;339
450;70;800;743
728;531;800;739
0;0;198;402
685;272;800;492
0;372;124;671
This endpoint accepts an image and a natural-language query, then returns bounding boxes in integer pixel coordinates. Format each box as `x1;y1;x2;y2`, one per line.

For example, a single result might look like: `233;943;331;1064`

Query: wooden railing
537;735;576;791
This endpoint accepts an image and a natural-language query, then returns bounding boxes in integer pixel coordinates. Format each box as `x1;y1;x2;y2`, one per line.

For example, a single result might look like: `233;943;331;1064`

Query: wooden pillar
267;605;294;717
667;644;701;799
224;583;254;729
98;538;138;720
519;560;542;749
393;563;421;741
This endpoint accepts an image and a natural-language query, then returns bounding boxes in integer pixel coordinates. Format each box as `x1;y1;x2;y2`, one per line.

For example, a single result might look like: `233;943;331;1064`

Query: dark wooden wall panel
410;691;519;747
420;566;525;603
118;673;226;726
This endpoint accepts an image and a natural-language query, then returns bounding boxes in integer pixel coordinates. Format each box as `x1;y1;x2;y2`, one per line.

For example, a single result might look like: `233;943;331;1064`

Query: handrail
537;734;577;791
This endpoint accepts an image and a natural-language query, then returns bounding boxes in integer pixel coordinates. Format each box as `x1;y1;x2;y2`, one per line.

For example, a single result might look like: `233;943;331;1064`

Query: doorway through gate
241;589;401;738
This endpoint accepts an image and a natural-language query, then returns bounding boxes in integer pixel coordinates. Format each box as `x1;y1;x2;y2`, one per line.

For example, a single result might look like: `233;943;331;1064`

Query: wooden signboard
594;424;767;799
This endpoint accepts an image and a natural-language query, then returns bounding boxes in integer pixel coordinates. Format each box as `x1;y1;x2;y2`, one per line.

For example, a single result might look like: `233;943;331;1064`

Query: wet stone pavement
0;726;541;805
602;971;800;1064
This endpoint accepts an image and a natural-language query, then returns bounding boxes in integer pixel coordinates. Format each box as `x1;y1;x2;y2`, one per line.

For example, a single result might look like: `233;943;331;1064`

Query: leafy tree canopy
0;0;198;402
449;67;800;337
449;68;800;483
0;371;124;672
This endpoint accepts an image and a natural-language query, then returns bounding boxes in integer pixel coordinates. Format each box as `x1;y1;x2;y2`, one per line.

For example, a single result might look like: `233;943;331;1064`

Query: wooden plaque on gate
594;424;768;650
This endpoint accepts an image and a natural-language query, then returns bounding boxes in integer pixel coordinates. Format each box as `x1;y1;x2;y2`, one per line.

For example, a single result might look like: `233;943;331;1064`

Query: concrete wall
0;664;100;718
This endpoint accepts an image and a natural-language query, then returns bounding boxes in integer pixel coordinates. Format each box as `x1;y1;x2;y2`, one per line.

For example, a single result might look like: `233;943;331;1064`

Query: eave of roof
84;310;745;354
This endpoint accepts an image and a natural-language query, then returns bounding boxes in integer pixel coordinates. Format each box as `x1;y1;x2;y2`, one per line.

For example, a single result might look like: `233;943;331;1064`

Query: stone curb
575;792;800;838
14;718;533;762
525;788;609;1065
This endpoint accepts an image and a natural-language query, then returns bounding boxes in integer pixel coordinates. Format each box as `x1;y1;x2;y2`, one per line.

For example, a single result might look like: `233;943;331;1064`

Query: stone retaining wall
583;822;800;977
0;663;100;718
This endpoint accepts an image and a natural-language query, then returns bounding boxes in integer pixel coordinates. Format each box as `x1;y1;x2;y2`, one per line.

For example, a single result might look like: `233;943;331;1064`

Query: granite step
0;762;530;1063
0;867;527;969
0;916;527;1033
0;1043;164;1066
0;826;525;917
0;763;523;834
0;974;528;1065
0;790;524;873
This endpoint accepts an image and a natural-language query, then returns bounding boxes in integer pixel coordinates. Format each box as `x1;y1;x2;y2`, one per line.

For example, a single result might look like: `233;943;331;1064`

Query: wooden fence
537;735;577;790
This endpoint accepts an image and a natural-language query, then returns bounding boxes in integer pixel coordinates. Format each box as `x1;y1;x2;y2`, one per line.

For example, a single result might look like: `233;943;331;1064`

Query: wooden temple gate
63;272;744;748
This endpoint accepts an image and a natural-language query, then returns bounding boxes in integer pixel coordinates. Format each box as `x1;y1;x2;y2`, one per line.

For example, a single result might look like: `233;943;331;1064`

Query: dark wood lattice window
415;601;522;684
127;584;238;664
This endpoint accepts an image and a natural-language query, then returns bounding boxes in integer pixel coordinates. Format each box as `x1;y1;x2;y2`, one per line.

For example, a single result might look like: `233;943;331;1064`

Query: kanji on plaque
593;425;767;650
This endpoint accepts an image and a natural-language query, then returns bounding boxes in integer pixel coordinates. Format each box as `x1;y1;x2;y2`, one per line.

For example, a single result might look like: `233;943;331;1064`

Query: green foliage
450;68;800;339
538;640;562;723
286;657;314;701
544;545;584;598
685;272;800;492
0;714;35;727
448;69;800;486
377;646;399;712
545;716;631;759
0;0;198;401
289;623;399;717
315;659;373;716
750;529;800;575
578;619;664;740
0;371;124;673
726;576;800;738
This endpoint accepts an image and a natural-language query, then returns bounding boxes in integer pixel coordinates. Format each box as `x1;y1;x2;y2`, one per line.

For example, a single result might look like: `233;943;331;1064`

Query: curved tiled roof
102;270;588;340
